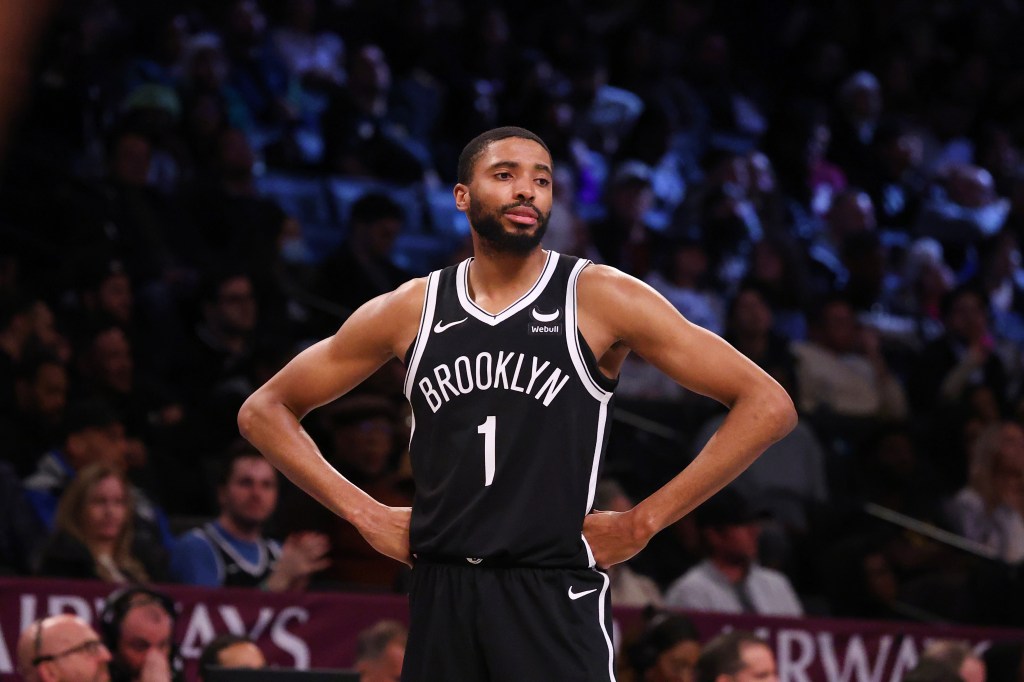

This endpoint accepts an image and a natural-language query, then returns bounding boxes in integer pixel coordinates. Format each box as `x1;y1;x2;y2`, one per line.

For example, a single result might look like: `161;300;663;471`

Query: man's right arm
237;279;425;566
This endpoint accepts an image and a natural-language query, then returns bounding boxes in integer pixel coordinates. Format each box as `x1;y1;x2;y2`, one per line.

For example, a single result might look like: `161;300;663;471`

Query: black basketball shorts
402;560;616;682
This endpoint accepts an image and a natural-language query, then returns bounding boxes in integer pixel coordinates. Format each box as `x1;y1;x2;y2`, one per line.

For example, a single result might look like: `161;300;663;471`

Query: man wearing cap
663;487;802;616
16;614;112;682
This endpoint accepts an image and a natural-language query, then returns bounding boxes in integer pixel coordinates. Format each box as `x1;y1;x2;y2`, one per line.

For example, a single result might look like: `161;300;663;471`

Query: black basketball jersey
403;251;617;568
193;522;282;588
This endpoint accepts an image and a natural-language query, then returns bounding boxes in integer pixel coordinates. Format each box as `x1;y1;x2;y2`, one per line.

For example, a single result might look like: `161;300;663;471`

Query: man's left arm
578;266;797;567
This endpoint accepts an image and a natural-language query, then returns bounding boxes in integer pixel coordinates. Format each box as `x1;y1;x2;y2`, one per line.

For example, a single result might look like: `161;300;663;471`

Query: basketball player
238;127;796;681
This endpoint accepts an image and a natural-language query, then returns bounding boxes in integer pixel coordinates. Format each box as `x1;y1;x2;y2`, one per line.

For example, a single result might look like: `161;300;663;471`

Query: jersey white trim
403;271;440;399
593;568;617;682
202;523;272;577
569;259;613;569
456;251;559;325
565;259;614;402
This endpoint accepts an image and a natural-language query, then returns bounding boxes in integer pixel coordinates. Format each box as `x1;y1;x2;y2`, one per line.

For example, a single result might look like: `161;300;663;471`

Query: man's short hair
215;440;271;488
198;634;255;681
921;640;976;673
355;620;407;663
695;631;768;682
456;126;550;185
902;658;963;682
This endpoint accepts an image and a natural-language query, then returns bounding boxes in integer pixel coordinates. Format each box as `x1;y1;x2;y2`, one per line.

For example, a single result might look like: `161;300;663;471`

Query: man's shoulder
668;561;724;591
749;563;797;588
173;526;216;553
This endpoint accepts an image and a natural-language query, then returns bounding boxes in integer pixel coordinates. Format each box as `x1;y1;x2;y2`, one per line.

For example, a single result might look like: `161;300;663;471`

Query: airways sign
1;578;1020;682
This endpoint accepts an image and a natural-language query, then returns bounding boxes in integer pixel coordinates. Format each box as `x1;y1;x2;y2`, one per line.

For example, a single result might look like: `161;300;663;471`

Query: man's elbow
237;393;264;443
764;383;798;440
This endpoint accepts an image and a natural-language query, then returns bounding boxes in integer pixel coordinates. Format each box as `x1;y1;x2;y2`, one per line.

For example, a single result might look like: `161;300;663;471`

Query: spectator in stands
882;238;954;346
36;463;166;583
920;641;986;682
645;238;725;335
171;269;259;406
16;614;112;682
279;395;411;590
975;229;1024;346
94;127;194;287
821;538;918;621
590;161;661;277
564;44;644;157
355;620;407;682
271;0;345;91
744;238;811;341
909;285;1009;415
0;296;65;412
220;0;301;133
73;320;184;483
689;406;827;541
64;262;141;362
170;441;330;591
902;658;963;682
723;282;797;395
664;487;802;616
695;631;777;682
99;586;179;682
624;611;701;682
808;189;877;295
829;71;884;188
0;350;68;477
320;44;432;182
23;398;173;552
595;479;663;608
864;118;926;231
198;635;266;682
762;102;845;227
945;421;1024;564
792;294;908;422
0;461;43;575
916;164;1010;272
189;129;297;278
312;193;412;319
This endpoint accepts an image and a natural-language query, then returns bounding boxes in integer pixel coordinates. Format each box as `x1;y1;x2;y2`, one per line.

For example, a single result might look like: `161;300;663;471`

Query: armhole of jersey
198;526;226;585
565;259;616;401
403;270;440;399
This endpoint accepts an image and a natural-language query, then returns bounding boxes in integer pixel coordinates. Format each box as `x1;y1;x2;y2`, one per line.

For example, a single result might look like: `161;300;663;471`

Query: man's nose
513;178;535;203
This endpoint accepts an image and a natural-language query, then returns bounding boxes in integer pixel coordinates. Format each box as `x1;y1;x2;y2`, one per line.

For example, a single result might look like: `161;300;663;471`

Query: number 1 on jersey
477;415;496;486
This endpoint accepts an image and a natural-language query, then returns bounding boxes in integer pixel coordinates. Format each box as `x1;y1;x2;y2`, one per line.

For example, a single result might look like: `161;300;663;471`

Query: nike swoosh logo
434;317;468;333
531;307;560;322
568;586;598;600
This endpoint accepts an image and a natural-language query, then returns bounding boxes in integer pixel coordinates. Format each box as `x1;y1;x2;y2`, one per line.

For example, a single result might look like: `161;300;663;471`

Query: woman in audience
36;463;164;582
945;421;1024;564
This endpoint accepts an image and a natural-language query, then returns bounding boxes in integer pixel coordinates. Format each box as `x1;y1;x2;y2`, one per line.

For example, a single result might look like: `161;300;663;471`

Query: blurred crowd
3;0;1024;633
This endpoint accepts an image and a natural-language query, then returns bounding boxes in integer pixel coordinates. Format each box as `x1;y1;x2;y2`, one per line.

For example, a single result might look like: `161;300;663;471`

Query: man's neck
217;515;262;542
466;247;547;314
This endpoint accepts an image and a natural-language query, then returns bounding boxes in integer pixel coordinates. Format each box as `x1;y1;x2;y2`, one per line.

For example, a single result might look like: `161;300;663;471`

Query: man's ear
454;183;470;212
37;661;58;682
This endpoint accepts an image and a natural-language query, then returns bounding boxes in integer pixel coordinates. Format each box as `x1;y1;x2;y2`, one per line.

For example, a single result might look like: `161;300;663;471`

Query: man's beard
468;199;550;254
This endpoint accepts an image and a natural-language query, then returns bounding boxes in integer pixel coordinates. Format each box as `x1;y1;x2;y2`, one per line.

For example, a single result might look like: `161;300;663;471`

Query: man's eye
496;172;511;179
536;178;550;186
